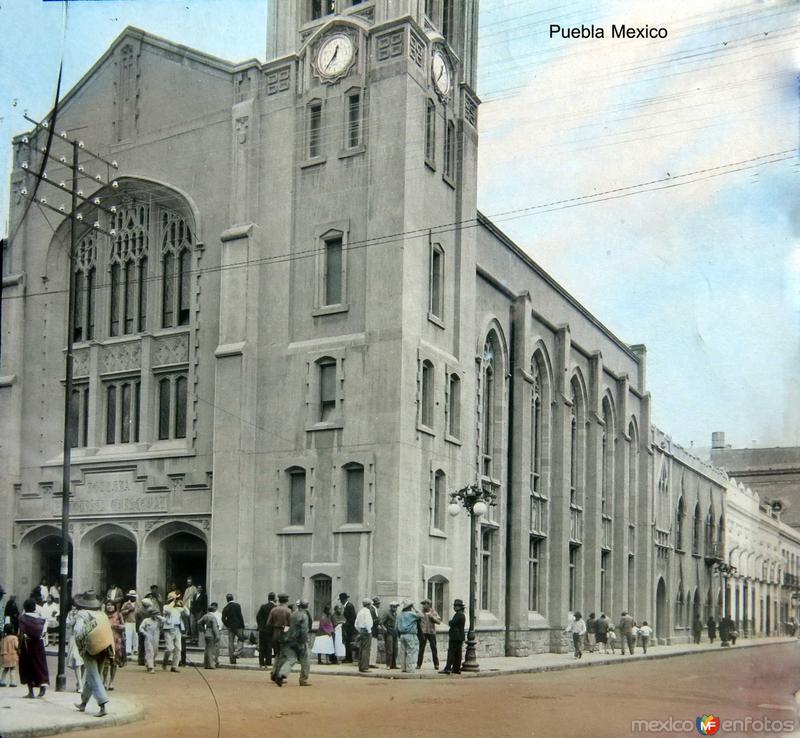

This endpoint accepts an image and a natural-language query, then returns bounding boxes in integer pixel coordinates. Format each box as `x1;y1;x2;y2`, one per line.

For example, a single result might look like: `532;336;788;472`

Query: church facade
1;0;731;654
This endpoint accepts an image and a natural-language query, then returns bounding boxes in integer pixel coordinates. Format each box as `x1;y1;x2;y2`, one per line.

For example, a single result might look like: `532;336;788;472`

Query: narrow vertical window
162;252;175;328
345;464;364;524
481;343;495;476
319;360;337;421
73;270;84;343
433;470;445;531
133;381;140;442
569;545;578;610
124;261;135;333
86;267;95;340
480;528;492;610
569;407;577;506
289;469;306;526
444;120;455;178
110;263;120;336
175;375;188;439
138;257;147;331
106;385;117;444
309;102;323;159
158;377;171;440
425;100;436;165
528;537;540;611
323;237;343;305
178;249;190;325
429;244;443;319
447;373;460;437
68;389;81;448
347;92;361;149
420;360;434;428
120;382;131;443
442;0;453;40
425;0;434;19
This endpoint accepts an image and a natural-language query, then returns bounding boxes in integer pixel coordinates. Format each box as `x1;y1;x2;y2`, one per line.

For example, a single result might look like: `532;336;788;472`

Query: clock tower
210;0;481;607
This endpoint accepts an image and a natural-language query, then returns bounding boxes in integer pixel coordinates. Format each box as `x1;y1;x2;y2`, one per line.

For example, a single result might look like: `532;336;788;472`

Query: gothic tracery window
161;211;192;328
73;235;97;342
109;203;149;337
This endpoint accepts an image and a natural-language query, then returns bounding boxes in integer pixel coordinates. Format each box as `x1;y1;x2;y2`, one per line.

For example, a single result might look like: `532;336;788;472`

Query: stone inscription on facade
55;494;168;516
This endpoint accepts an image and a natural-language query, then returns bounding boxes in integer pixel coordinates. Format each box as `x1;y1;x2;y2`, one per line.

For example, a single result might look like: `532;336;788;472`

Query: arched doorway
95;534;137;594
161;532;206;593
655;577;667;642
33;535;68;588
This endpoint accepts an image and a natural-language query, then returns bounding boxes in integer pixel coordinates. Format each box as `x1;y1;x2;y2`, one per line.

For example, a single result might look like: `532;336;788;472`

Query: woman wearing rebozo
72;590;114;717
18;598;49;698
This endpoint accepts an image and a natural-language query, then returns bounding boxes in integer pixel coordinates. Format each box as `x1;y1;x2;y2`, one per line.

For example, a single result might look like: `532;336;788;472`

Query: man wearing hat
221;593;245;664
72;590;112;717
266;594;292;682
439;599;466;674
417;598;442;671
255;592;277;668
354;598;374;673
396;600;421;673
368;597;383;667
381;602;399;669
338;593;357;663
161;593;186;672
275;600;312;687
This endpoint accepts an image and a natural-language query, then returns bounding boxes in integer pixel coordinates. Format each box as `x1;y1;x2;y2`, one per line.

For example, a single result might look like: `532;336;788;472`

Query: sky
0;0;797;450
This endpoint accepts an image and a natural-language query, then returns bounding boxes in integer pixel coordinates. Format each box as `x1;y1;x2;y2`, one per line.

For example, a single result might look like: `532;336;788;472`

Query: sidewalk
212;635;796;679
0;687;142;738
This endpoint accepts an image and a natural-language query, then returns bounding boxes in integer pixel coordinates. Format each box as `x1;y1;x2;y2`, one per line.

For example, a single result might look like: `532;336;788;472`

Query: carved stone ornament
72;348;90;378
153;334;189;366
235;116;249;145
265;67;291;96
376;31;404;62
101;341;141;374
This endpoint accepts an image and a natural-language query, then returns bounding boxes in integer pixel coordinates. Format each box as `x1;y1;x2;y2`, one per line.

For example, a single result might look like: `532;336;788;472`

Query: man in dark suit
221;593;246;664
439;599;466;674
339;592;357;663
256;592;277;668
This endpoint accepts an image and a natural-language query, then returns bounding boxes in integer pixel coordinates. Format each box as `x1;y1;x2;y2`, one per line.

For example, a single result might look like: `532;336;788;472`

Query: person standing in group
267;594;293;682
102;601;125;690
707;616;717;643
638;621;653;653
73;591;113;717
595;613;609;653
619;611;636;655
565;612;586;659
221;593;246;665
396;600;421;673
138;603;162;674
354;598;373;673
181;578;198;641
275;600;312;687
66;605;85;692
161;594;185;673
147;585;163;613
198;602;221;669
585;613;597;654
338;593;357;663
417;599;442;671
18;598;48;697
4;595;19;634
692;614;703;644
120;592;138;658
369;597;383;667
256;593;277;669
43;595;59;646
190;585;208;646
0;623;19;687
381;602;399;670
607;624;618;654
439;599;466;675
312;604;337;665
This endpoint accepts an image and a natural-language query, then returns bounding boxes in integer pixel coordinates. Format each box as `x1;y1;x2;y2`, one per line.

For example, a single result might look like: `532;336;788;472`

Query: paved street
27;641;799;738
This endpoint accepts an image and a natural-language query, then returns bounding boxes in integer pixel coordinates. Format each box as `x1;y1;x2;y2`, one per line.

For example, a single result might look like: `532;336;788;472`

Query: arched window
161;210;192;328
601;398;614;547
318;357;338;422
692;502;702;554
480;336;498;478
428;243;444;320
421;359;434;428
676;496;685;551
344;462;364;524
73;235;96;342
110;203;149;336
529;356;548;536
311;574;332;620
705;506;715;555
447;372;460;438
628;420;638;526
432;469;446;531
426;575;448;616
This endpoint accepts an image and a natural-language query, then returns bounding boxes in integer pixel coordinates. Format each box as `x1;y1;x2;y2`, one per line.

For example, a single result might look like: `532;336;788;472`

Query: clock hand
325;46;339;71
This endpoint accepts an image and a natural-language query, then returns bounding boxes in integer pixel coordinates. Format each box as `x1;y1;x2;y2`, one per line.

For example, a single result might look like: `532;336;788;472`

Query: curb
209;637;795;680
1;698;145;738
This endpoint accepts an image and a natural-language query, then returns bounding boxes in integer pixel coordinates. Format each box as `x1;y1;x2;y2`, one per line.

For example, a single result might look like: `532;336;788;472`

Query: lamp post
448;482;497;672
713;561;736;646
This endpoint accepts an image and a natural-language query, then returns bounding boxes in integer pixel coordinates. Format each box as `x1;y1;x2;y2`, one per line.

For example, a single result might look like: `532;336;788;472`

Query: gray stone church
0;0;726;654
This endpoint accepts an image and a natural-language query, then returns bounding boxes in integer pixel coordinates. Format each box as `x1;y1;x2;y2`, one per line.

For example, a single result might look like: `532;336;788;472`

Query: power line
2;146;795;304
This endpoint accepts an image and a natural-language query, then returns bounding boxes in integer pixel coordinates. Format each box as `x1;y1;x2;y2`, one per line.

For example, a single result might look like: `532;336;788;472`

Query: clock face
317;34;355;79
431;51;451;96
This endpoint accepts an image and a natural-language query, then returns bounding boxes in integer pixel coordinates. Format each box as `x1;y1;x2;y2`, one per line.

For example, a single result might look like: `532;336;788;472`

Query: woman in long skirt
18;599;49;698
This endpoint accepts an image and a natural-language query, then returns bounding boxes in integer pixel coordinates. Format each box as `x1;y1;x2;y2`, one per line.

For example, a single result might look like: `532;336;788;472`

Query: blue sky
1;0;797;449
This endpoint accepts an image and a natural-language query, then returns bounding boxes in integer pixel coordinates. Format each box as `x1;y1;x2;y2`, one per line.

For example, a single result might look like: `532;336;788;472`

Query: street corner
0;687;143;738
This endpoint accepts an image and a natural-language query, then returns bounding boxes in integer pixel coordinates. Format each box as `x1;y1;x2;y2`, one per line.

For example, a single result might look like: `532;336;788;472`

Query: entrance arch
655;577;667;642
19;526;74;598
162;532;207;593
79;524;138;596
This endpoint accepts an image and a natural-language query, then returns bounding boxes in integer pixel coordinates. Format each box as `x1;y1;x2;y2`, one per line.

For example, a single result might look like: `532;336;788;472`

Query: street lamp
448;482;497;672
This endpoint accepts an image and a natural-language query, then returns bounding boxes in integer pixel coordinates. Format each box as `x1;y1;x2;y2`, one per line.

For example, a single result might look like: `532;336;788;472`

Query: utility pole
18;114;118;691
